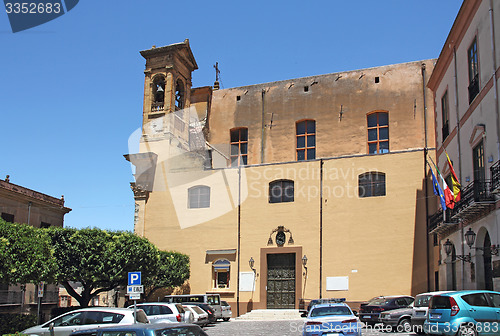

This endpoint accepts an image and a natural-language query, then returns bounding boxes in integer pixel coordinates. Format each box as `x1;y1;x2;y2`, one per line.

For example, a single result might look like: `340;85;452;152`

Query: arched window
175;79;185;110
230;128;248;167
296;120;316;161
213;259;230;288
188;185;210;209
269;180;294;203
358;172;386;198
367;112;389;154
152;76;165;104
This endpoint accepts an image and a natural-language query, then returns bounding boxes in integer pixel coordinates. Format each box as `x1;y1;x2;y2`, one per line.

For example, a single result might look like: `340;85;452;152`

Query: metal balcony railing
451;180;495;221
428;208;458;234
0;290;23;305
491;161;500;193
151;102;164;112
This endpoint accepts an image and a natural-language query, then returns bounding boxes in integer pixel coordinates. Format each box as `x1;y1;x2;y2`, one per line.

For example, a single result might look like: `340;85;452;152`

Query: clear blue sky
1;1;463;231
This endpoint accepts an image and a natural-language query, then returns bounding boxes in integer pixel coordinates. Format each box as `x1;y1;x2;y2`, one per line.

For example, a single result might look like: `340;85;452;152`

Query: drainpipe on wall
261;89;266;164
453;47;466;289
319;159;323;298
489;0;500;161
236;165;241;316
421;63;431;291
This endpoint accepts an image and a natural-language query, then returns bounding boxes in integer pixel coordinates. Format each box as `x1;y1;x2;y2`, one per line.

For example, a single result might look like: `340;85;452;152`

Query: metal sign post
37;282;44;325
127;272;142;324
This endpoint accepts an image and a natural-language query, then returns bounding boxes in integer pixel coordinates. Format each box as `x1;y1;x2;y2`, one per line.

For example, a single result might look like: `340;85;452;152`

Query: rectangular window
230;128;248;167
441;91;450;142
188;186;210;209
367;112;389;154
358;172;386;197
468;38;479;103
1;213;14;223
473;141;485;182
296;120;316;161
269;180;294;203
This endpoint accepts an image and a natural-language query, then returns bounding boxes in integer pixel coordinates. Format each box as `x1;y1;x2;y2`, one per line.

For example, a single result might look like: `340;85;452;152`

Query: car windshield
103;332;138;336
368;298;389;305
414;295;432;307
310;306;352;317
155;326;206;336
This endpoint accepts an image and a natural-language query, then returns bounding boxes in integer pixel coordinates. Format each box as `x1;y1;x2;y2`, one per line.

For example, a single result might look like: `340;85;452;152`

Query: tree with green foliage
47;227;161;307
0;219;55;284
143;250;190;299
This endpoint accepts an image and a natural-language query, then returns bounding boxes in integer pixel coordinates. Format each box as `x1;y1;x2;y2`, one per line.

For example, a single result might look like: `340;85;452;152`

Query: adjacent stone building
428;0;500;292
126;39;436;314
0;175;71;315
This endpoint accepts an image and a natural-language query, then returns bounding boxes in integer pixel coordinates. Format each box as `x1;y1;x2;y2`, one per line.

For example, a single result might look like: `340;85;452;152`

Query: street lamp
444;228;487;262
302;255;308;276
249;257;255;273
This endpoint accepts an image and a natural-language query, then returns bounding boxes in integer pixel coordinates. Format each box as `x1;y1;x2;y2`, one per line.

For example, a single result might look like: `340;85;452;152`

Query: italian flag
435;162;455;209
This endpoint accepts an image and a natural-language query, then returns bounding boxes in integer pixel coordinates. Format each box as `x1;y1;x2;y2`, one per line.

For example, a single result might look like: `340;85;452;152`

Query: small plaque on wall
326;276;349;291
239;272;256;292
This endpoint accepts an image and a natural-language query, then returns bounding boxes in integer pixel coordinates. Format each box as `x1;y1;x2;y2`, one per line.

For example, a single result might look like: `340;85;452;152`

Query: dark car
359;295;414;326
379;303;413;332
70;322;208;336
181;302;217;323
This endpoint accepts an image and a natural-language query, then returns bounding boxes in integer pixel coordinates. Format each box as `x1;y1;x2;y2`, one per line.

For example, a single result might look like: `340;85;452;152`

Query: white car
22;307;148;336
131;302;189;324
220;300;232;321
183;304;209;326
410;291;452;334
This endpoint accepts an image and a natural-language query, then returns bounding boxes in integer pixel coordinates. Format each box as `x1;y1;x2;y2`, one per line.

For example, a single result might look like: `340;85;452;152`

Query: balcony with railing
491;161;500;193
0;290;23;305
428;208;458;234
151;102;165;112
451;180;495;222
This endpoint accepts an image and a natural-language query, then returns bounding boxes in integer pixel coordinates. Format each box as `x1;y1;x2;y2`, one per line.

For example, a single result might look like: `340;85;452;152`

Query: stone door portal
266;253;295;309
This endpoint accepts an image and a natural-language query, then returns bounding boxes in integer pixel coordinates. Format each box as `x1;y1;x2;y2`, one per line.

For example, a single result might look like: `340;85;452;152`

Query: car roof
64;307;135;313
311;303;351;309
415;291;454;296
436;290;500;296
71;322;198;334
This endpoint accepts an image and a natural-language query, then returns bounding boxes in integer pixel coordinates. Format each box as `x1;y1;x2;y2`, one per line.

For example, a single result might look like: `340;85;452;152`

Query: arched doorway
483;232;494;290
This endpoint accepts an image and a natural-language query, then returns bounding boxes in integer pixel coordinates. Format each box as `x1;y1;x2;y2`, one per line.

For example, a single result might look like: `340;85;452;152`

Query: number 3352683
5;3;61;14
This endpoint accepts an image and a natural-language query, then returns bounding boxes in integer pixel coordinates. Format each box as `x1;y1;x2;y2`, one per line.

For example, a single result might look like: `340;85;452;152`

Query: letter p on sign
128;272;141;285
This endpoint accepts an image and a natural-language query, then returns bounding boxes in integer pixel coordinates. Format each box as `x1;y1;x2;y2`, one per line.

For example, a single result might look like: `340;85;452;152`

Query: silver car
22;307;148;336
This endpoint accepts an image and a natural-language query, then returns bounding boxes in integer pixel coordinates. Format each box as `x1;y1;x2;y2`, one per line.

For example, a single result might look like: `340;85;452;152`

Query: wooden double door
266;253;295;309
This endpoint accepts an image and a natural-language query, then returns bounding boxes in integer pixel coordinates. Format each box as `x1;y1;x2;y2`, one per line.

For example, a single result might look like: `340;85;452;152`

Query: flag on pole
429;163;447;210
445;151;461;202
434;163;455;209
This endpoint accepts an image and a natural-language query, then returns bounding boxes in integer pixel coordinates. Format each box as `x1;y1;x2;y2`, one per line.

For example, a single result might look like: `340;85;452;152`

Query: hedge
0;313;37;335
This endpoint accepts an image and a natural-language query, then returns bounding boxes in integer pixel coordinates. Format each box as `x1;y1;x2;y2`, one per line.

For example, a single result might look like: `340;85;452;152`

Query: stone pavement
203;319;418;336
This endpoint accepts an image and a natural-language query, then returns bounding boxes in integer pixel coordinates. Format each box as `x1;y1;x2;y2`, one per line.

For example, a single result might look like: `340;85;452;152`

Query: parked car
359;295;414;326
69;322;208;336
302;298;347;317
22;307;148;336
130;303;188;323
424;290;500;336
164;294;222;320
180;302;217;323
379;302;413;332
303;302;361;336
183;304;209;326
411;291;452;334
220;300;232;321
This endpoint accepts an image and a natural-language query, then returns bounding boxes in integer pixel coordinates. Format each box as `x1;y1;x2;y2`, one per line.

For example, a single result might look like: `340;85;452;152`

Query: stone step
236;309;303;320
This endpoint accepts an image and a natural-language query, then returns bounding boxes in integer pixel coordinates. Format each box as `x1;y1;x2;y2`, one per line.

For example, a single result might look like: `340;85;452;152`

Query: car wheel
458;324;477;336
397;319;412;333
223;318;230;321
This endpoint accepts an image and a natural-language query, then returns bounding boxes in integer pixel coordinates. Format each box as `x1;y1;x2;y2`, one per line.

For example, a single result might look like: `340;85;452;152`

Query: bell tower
140;39;198;135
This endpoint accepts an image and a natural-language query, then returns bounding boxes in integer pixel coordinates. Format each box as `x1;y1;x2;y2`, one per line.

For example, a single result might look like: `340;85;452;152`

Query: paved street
203;320;418;336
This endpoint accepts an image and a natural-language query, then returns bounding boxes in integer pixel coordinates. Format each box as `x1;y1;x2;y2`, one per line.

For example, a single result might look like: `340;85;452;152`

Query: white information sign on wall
326;276;349;291
239;272;255;292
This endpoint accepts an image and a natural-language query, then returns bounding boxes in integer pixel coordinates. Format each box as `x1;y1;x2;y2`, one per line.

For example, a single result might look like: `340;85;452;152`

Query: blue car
303;302;361;336
70;322;208;336
424;290;500;336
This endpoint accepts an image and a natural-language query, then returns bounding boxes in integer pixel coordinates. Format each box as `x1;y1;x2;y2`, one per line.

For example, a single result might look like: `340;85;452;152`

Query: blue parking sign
128;272;141;285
